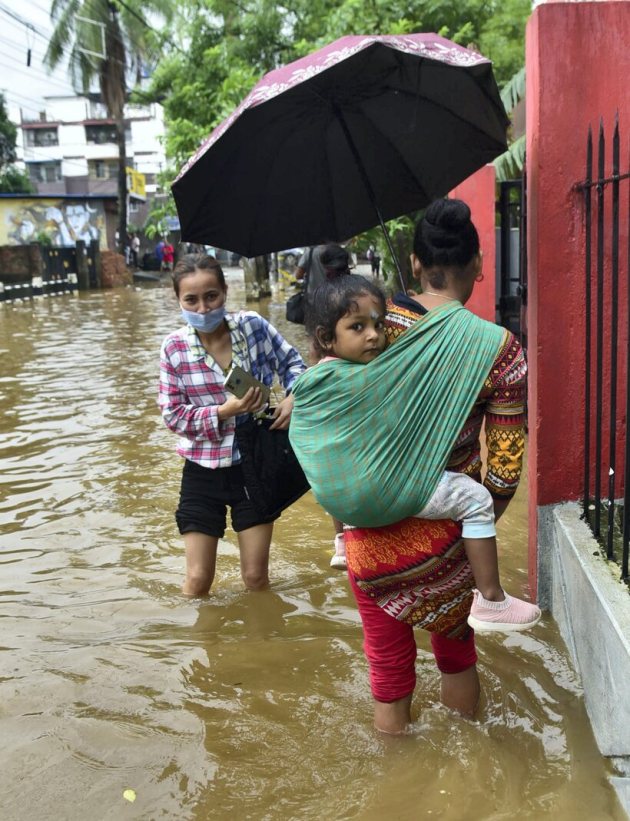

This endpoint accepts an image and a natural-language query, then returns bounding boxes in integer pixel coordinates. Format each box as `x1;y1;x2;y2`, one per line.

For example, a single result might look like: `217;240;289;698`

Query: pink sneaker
330;533;347;570
467;590;541;633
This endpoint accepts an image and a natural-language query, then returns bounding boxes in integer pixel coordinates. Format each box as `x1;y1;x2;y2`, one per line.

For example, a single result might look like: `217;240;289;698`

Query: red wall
449;164;496;323
526;0;630;594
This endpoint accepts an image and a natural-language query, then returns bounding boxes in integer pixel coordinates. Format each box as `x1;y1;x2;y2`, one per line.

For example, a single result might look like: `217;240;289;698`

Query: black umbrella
173;33;509;287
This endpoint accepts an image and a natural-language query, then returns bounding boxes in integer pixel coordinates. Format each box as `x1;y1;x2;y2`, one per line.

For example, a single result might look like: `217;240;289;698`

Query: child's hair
319;244;351;279
413;199;480;288
171;253;226;296
306;274;386;358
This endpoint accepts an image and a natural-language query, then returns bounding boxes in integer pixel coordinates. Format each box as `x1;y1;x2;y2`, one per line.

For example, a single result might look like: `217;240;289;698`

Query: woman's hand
218;387;266;420
268;394;294;430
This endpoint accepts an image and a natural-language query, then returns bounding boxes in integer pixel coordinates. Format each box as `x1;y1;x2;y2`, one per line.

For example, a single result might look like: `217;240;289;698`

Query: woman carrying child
290;199;539;733
158;253;306;596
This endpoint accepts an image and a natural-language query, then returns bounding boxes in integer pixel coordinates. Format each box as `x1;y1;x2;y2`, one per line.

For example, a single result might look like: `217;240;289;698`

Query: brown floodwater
0;271;624;820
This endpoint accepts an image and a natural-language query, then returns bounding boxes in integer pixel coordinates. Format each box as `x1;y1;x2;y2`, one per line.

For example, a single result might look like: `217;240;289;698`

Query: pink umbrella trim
175;33;490;182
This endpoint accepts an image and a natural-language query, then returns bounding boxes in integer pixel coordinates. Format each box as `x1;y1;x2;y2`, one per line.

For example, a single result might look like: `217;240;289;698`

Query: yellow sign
126;167;146;201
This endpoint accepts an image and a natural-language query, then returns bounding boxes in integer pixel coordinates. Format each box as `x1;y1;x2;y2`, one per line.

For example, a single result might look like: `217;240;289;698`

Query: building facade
14;95;166;249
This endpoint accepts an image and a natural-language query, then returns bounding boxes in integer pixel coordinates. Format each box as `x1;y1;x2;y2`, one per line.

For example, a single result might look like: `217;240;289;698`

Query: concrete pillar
75;241;90;291
526;1;630;596
449;164;497;322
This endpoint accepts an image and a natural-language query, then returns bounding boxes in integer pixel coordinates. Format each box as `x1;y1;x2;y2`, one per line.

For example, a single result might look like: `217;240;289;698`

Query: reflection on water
0;276;623;820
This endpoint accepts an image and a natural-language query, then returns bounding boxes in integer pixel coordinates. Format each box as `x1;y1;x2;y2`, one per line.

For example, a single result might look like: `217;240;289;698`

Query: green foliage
478;0;531;87
500;66;525;113
139;0;531;246
45;0;171;105
35;229;54;246
0;94;35;193
0;167;36;194
142;168;179;237
147;0;530;172
45;0;173;249
493;134;525;182
0;93;18;170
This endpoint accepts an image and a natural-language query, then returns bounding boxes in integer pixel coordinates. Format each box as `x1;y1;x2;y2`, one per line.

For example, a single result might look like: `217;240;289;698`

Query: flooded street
0;273;624;820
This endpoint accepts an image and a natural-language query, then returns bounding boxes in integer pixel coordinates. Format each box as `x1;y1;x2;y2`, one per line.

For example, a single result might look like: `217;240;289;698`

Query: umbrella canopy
173;33;509;259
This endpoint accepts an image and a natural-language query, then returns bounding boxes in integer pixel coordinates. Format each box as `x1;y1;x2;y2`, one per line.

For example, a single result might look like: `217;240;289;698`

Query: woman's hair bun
424;199;471;231
413;198;479;271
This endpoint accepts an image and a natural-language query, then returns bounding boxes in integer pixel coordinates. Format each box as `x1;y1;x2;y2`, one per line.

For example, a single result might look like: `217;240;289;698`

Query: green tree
45;0;172;253
142;0;530;254
493;66;526;181
0;92;17;169
0;93;35;193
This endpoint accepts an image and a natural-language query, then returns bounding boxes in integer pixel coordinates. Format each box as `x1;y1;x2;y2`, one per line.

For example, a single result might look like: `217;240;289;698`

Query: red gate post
526;1;630;599
449;164;497;323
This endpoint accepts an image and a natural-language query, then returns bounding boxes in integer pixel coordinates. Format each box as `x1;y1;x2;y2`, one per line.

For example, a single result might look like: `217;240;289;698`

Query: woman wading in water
290;200;534;733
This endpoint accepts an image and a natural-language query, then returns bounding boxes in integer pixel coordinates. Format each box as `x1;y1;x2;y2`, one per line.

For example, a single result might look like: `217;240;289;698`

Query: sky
0;0;76;123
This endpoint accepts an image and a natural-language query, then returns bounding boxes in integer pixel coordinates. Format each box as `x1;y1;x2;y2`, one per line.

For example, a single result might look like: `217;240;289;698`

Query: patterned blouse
386;293;527;500
158;311;306;469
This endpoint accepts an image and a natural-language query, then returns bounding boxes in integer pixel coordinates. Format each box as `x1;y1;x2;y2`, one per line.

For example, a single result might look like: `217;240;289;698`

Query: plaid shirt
159;311;306;468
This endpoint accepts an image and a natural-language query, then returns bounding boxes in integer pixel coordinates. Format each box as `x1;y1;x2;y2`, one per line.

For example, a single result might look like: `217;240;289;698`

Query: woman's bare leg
182;532;219;596
373;694;413;735
439;665;480;716
237;522;274;590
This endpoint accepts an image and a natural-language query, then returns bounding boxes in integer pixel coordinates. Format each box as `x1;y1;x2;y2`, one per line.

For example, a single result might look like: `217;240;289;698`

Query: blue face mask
181;306;226;333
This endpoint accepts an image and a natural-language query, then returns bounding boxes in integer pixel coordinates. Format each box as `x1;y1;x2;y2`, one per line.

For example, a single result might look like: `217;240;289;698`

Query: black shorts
175;459;277;538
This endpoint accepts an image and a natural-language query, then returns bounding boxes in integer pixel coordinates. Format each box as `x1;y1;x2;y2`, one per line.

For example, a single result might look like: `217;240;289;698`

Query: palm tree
45;0;170;254
493;67;526;181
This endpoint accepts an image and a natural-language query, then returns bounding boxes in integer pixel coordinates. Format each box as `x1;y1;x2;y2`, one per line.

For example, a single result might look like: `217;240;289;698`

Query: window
27;161;62;183
88;159;118;180
85;124;117;144
25;128;59;147
85;124;132;144
129;200;139;213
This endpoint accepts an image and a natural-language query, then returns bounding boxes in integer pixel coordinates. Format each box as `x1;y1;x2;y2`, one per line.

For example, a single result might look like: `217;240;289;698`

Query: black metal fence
577;115;630;583
496;179;527;346
0;241;101;301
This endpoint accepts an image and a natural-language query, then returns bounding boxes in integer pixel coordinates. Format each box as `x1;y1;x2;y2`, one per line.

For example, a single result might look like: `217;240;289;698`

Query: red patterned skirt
345;517;476;701
345;517;475;638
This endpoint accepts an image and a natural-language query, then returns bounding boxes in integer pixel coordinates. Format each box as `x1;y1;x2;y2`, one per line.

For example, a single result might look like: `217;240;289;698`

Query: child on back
306;243;357;570
305;273;541;633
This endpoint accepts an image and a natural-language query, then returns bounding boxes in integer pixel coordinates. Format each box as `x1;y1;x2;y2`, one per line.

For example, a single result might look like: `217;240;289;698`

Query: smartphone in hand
223;365;271;404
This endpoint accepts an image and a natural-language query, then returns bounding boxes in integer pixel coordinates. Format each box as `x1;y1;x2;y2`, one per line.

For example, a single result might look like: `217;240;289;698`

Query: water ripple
0;285;624;820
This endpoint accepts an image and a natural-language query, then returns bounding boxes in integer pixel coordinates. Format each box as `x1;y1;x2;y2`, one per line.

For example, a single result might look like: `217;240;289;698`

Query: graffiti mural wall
0;198;107;248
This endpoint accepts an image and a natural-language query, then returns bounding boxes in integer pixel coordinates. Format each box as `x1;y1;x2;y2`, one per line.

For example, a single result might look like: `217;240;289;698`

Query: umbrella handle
334;105;407;293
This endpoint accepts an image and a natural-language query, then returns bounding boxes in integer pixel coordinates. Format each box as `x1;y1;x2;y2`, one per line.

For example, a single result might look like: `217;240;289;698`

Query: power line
0;69;162;127
24;0;55;15
0;46;79;94
0;2;53;39
0;1;150;78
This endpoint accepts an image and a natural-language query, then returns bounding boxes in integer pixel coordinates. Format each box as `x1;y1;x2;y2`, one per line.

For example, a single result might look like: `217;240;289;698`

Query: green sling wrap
289;301;506;528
